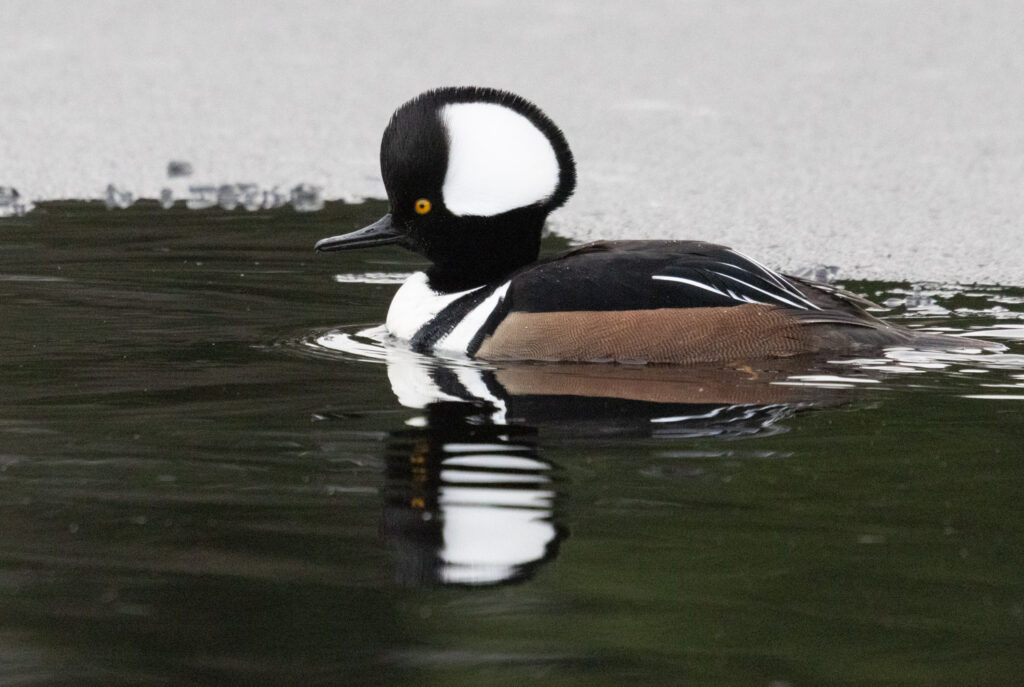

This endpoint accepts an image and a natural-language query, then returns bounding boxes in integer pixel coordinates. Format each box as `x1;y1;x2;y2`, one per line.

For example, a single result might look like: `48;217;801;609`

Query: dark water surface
1;202;1022;686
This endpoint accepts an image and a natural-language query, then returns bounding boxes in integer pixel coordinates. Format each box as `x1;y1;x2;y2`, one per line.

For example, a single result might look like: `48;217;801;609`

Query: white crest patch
441;102;560;217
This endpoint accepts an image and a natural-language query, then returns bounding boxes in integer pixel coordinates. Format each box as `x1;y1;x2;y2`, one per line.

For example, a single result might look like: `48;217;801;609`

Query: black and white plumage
400;241;828;352
316;87;1000;363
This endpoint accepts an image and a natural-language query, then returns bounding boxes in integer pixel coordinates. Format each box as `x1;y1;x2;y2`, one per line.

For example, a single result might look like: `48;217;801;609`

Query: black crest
380;87;577;215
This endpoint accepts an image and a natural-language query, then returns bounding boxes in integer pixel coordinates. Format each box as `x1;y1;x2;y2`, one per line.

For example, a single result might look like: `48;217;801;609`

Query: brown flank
476;304;845;364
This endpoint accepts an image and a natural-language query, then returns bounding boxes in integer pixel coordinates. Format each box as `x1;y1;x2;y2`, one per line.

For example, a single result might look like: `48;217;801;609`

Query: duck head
316;87;576;291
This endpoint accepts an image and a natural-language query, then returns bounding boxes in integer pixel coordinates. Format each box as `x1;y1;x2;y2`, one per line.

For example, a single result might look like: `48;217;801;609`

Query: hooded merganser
316;87;999;364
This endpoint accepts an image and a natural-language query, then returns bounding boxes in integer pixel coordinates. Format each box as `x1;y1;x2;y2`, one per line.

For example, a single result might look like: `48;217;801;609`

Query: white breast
386;272;483;342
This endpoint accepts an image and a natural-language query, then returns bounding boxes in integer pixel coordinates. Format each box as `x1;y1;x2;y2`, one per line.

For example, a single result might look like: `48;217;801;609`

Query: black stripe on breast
465;293;513;358
408;284;501;353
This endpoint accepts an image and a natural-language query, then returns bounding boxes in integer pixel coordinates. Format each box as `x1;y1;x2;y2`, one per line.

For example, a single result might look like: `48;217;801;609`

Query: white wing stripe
652;275;734;300
712;259;796;294
653;271;818;310
715;272;817;310
723;249;812;302
725;289;760;304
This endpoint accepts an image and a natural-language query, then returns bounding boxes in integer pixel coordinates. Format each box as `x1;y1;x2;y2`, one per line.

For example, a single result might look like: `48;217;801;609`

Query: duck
315;86;998;364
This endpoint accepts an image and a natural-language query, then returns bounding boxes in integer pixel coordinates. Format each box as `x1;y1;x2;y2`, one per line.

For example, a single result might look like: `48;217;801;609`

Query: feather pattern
651;248;821;310
490;240;826;315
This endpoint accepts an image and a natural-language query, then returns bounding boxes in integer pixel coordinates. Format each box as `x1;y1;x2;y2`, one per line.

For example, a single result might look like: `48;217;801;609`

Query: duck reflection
387;352;829;437
383;401;561;586
377;350;838;587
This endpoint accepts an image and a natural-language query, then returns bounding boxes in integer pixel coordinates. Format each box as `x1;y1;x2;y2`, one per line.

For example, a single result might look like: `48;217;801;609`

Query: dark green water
1;202;1022;686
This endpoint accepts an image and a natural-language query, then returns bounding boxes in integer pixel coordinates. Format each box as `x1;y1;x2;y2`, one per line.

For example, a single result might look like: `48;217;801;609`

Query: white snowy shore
2;0;1022;283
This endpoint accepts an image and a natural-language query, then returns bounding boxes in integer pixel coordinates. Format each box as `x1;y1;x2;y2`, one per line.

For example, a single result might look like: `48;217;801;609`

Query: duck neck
422;211;545;293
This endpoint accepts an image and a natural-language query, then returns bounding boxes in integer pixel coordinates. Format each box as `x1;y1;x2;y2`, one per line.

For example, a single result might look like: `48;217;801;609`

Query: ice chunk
791;264;839;284
262;186;289;209
237;184;262;211
217;184;239;210
290;183;324;212
159;188;175;209
104;184;134;209
186;185;218;210
905;284;938;309
0;186;33;217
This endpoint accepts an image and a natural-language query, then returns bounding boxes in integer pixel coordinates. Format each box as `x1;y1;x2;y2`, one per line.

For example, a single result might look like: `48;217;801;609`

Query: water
1;202;1022;686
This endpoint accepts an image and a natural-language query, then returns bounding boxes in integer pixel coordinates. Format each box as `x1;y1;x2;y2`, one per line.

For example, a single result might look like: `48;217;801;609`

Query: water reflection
310;318;1023;589
383;402;560;586
371;346;840;587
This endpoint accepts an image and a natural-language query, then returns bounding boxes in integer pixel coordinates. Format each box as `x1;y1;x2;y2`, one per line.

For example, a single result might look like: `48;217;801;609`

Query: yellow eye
414;198;432;215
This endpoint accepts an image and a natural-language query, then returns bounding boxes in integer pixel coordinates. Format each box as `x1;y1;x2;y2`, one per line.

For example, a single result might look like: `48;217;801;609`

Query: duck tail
903;330;1006;353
